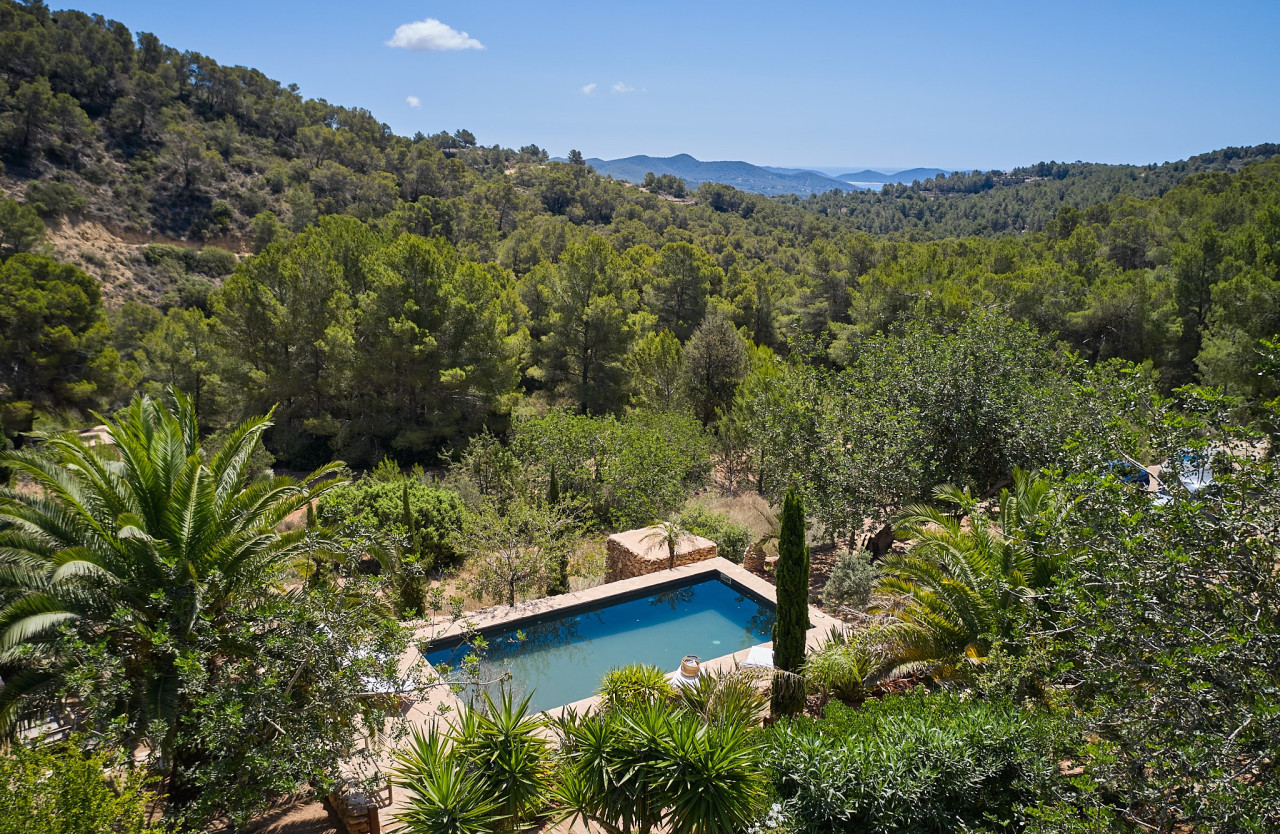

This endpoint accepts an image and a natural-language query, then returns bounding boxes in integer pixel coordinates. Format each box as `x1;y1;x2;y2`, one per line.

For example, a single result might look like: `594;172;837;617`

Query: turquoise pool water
424;577;775;713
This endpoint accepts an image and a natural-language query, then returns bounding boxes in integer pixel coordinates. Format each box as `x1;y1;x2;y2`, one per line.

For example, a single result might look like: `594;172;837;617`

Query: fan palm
0;392;342;759
873;468;1066;680
642;520;691;570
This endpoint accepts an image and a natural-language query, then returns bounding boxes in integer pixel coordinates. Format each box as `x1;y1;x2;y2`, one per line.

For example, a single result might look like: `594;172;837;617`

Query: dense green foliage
394;691;552;834
394;671;769;834
798;145;1280;237
801;630;875;704
319;467;465;569
752;313;1118;537
554;681;769;834
1044;396;1280;831
0;250;118;444
597;663;677;710
874;469;1066;679
674;504;751;563
766;691;1060;833
510;410;711;529
0;739;162;834
215;217;525;464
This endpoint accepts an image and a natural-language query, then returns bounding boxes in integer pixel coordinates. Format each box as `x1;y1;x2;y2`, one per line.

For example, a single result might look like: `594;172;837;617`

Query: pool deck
348;557;841;825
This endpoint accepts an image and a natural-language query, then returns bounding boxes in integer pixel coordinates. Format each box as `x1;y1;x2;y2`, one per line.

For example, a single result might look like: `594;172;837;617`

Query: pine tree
771;487;810;717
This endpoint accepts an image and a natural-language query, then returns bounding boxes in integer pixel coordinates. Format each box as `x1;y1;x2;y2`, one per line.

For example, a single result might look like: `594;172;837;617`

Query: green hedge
765;690;1058;833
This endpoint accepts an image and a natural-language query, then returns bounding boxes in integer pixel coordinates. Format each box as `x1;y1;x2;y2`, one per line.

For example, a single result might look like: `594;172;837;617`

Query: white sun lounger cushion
741;646;774;668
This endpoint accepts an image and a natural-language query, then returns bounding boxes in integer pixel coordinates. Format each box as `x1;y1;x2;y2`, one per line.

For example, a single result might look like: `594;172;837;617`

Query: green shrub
822;548;875;612
766;689;1058;833
804;632;874;703
143;243;193;269
554;693;768;833
160;274;215;312
319;475;465;569
24;180;86;218
676;505;751;563
0;740;161;834
598;664;675;709
512;410;711;529
194;245;237;276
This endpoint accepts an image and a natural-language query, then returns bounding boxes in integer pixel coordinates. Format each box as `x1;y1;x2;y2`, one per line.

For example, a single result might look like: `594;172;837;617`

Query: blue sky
70;1;1280;171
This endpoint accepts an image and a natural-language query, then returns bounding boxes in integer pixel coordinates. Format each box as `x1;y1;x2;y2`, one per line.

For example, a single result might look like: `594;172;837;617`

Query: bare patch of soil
242;795;341;834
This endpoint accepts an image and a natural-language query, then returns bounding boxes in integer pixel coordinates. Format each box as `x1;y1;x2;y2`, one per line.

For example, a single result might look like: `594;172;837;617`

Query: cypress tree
401;481;421;558
546;464;570;595
547;463;560;506
771;487;810;717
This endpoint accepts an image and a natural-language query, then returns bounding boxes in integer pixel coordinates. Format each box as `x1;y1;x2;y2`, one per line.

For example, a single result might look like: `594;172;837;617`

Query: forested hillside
796;145;1280;236
2;0;1278;472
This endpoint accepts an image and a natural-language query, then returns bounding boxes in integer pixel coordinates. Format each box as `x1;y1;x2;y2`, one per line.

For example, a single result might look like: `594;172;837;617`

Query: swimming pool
423;576;776;713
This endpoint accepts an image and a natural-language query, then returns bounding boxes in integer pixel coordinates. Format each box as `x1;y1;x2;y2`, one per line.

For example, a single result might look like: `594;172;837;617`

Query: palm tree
0;392;342;764
873;468;1066;680
642;520;690;570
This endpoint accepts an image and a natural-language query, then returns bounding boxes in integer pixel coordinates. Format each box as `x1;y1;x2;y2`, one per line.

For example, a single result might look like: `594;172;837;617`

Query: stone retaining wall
606;527;718;581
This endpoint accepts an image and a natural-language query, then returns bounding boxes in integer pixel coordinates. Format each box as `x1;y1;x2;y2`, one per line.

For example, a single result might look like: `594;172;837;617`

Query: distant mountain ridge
584;154;865;197
763;165;953;184
837;167;951;184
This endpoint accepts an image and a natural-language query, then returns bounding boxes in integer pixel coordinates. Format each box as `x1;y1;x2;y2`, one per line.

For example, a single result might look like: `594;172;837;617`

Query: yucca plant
452;690;552;830
393;690;552;832
659;719;767;834
873;467;1066;679
598;663;676;710
674;669;766;728
392;728;502;834
0;392;343;758
552;692;768;834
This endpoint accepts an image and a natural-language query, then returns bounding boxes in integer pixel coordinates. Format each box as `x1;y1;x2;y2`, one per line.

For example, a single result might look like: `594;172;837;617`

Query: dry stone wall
606;527;718;581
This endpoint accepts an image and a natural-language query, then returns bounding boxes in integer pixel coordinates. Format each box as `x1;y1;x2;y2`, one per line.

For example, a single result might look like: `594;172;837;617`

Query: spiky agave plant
0;392;343;757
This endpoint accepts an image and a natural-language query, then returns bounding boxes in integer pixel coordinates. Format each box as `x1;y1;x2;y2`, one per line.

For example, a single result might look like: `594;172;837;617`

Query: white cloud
387;18;484;52
611;81;635;94
406;95;421;108
581;82;597;96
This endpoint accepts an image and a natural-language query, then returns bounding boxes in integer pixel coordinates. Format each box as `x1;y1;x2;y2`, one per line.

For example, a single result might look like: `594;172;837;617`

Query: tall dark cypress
547;463;560;507
546;464;569;595
771;487;810;716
